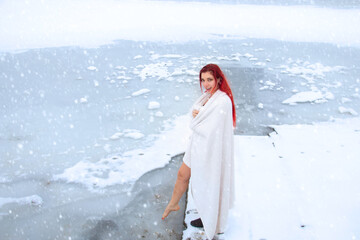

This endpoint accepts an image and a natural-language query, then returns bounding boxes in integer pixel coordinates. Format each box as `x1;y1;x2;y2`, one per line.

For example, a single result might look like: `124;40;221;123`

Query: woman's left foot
162;203;180;220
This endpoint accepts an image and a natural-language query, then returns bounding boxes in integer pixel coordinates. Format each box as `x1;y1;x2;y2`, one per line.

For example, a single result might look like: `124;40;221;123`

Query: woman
162;64;236;240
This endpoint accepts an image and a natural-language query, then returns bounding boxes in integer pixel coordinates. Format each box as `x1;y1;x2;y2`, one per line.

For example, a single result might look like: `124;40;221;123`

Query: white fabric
183;90;235;239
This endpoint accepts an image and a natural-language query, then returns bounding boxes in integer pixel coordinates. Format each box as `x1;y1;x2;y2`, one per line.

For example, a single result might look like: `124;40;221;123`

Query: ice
137;62;172;81
148;101;161;110
185;70;198;76
338;106;358;115
79;97;88;103
253;62;266;66
151;54;183;60
155;111;164;117
123;130;145;140
278;61;346;83
341;97;352;103
282;91;330;105
131;88;151;97
0;195;43;208
87;66;97;71
109;132;123;140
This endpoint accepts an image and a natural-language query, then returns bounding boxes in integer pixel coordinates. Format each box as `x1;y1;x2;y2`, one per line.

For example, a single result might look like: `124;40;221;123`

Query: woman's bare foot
162;203;180;220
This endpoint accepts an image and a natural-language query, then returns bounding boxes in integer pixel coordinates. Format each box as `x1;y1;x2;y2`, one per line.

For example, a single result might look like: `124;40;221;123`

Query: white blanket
183;90;235;239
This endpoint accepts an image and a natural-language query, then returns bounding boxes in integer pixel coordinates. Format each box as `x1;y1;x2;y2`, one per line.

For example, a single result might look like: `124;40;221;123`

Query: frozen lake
1;36;359;240
1;0;360;239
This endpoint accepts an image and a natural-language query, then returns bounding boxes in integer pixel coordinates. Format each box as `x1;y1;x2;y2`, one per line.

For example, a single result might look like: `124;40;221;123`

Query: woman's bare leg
162;162;191;219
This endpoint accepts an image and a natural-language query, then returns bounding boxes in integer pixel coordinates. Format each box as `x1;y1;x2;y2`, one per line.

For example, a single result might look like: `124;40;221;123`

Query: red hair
199;64;236;127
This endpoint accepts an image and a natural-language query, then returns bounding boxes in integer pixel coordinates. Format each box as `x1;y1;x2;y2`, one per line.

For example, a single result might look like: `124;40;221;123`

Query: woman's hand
192;109;199;118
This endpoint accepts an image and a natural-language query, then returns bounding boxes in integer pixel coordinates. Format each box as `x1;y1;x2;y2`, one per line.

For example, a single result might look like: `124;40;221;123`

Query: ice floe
87;66;97;71
137;62;172;81
282;91;333;105
155;111;164;117
148;101;160;110
132;88;151;97
0;195;43;208
278;61;346;83
338;106;358;116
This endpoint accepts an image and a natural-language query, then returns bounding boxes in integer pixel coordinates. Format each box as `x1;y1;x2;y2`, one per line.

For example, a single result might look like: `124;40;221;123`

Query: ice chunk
324;92;334;100
243;53;254;58
124;132;144;139
282;91;325;105
254;62;266;66
132;89;151;97
134;55;143;59
110;132;124;140
80;97;88;103
155;111;164;117
87;66;97;71
138;62;171;81
338;107;358;116
185;70;198;76
148;101;160;109
0;195;43;208
341;97;351;103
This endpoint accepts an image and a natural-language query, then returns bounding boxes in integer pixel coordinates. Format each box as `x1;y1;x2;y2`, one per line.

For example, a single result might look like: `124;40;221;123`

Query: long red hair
199;64;236;127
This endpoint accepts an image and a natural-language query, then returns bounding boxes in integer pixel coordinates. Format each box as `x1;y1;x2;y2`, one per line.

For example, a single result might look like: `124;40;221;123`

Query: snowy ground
183;117;360;240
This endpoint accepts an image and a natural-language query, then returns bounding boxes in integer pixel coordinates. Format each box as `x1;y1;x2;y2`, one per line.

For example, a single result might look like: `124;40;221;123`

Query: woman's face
201;71;218;93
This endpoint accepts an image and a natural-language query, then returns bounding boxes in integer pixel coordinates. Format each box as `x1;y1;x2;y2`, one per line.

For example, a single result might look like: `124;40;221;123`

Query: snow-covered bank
54;114;191;190
183;117;360;240
1;0;360;51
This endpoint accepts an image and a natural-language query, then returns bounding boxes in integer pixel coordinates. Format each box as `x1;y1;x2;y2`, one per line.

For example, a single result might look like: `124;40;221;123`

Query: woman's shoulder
217;91;232;105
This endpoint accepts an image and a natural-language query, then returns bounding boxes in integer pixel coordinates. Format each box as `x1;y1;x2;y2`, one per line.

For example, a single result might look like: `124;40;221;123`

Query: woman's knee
177;163;190;182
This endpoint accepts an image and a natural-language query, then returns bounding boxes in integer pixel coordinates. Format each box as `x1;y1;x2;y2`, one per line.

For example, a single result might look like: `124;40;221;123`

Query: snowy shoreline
183;117;360;240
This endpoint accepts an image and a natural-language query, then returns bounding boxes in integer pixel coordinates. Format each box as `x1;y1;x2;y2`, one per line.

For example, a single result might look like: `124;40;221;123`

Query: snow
53;115;191;190
2;0;359;52
183;117;360;240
